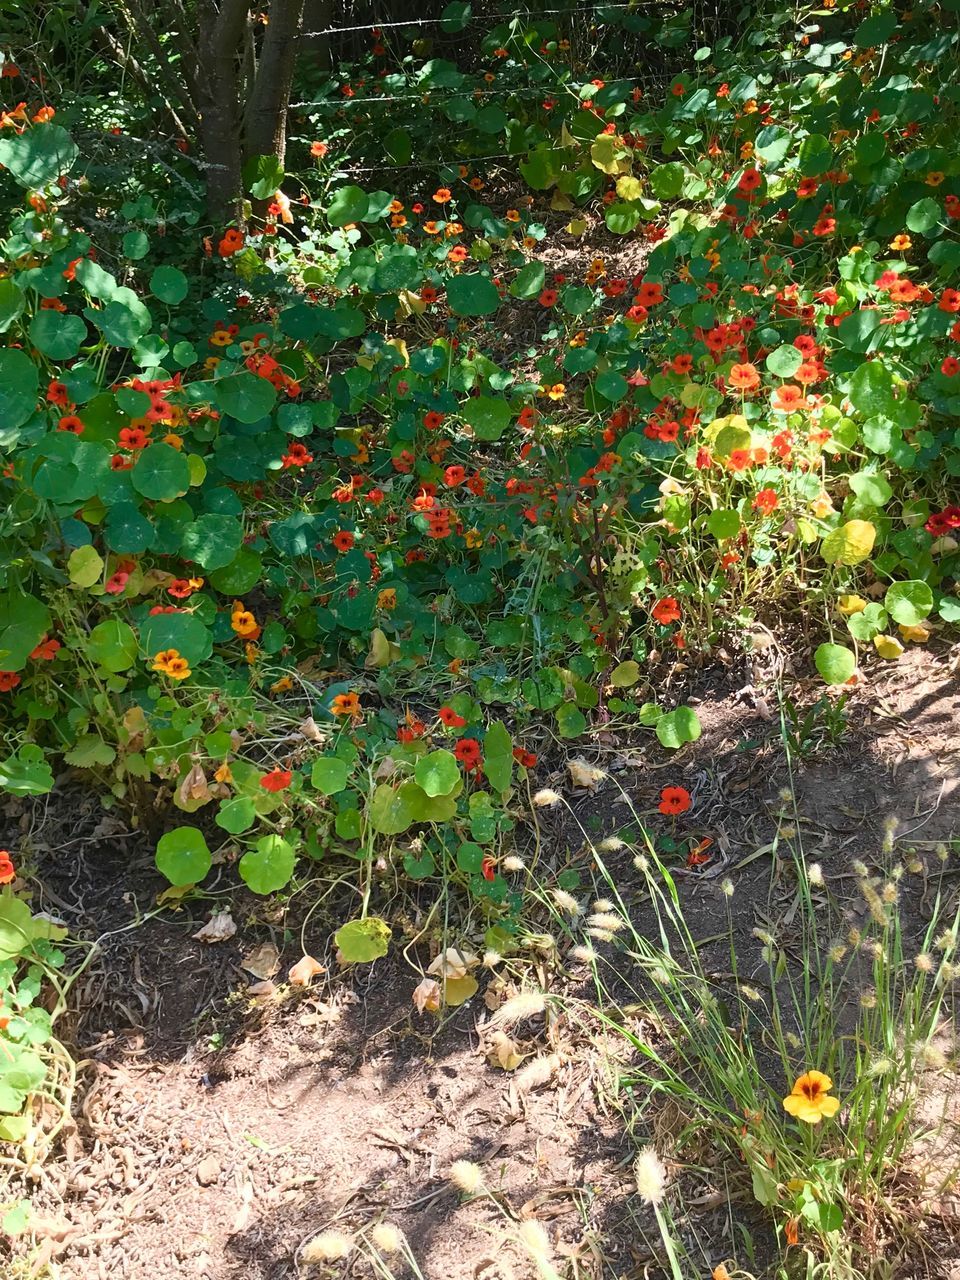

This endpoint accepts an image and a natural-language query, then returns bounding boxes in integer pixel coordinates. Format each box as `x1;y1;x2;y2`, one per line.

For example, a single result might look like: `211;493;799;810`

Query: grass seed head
551;888;581;916
449;1160;484;1193
370;1223;403;1253
302;1231;353;1263
633;1146;667;1204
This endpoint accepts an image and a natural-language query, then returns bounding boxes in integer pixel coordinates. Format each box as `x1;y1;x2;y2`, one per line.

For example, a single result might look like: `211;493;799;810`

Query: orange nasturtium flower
330;692;362;719
0;850;16;884
782;1071;841;1124
432;187;452;204
231;602;260;639
152;649;191;680
651;596;681;626
728;362;760;391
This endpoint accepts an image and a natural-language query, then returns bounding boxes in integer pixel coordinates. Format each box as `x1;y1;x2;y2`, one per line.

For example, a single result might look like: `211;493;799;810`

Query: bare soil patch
5;645;959;1280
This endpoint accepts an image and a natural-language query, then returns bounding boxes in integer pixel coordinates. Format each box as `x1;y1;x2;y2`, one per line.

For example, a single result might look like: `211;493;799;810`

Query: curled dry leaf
178;762;212;807
288;954;325;987
298;715;324;742
192;910;237;944
412;976;441;1014
566;758;607;790
242;941;280;980
485;1030;524;1071
427;947;478;980
246;979;276;998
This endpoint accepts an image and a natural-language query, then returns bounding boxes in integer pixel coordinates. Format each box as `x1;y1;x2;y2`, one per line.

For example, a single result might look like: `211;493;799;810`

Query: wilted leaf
193;911;237;944
443;974;479;1007
242;941;280;980
873;634;904;659
486;1030;523;1070
427;946;478;980
412;976;441;1013
288;954;325;986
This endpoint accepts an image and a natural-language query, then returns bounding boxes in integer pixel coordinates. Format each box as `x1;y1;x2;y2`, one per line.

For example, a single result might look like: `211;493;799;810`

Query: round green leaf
848;361;895;418
215;796;256;834
94;288;152;347
510;261;546;299
311;757;350;795
446;273;501;316
335;916;391;963
0;123;78;187
239;835;296;894
368;782;416;834
797;133;832;177
415;749;461;797
905;198;940;236
212;372;277;423
0;593;51;671
122;230;150;260
140;612;212;665
327;185;369;226
884;580;933;626
68;544;104;588
556;703;587;738
462;395;511;440
0;278;25;333
87;619;138;672
180;514;243;570
150;266;189;304
0;348;39;429
815;643;856;685
482;721;513;793
29;305;84;355
131;443;192;501
707;508;741;539
456;842;485;873
765;344;802;378
208;548;262;594
156;826;211;886
655;706;702;749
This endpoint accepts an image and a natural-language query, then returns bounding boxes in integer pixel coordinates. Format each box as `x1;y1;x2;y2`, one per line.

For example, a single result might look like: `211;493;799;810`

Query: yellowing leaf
610;659;641;687
443;974;479;1007
713;422;753;459
590;133;630;175
897;622;930;644
486;1030;523;1070
385;337;409;366
397;289;427;316
559;123;579;149
873;634;904;659
821;520;876;567
365;627;400;668
565;217;587;237
549;190;574;211
837;594;867;616
615;175;644;201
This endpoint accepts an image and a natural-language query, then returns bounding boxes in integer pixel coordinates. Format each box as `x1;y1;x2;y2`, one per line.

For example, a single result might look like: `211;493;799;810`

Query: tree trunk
242;0;306;169
196;0;250;221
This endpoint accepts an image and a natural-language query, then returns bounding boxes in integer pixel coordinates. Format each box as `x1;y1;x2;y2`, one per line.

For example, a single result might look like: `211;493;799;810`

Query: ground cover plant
0;1;958;1276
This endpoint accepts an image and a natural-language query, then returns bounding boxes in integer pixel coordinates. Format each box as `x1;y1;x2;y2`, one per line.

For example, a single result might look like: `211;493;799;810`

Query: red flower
728;362;760;391
332;530;355;553
752;488;779;515
454;738;482;768
439;706;467;728
538;288;558;307
260;768;293;793
512;748;537;768
47;380;70;407
0;672;21;692
104;571;129;594
423;411;445;431
481;855;496;882
30;637;61;661
0;850;15;883
651;596;681;626
58;414;84;434
658;785;692;816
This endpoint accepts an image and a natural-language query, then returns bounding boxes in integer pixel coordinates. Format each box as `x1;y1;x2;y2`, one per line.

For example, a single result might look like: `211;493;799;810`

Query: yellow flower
152;648;191;680
162;432;183;449
213;761;233;783
782;1071;841;1124
231;604;259;638
925;171;945;187
809;493;835;518
271;675;294;693
209;330;232;347
377;588;397;610
464;528;483;549
888;233;912;251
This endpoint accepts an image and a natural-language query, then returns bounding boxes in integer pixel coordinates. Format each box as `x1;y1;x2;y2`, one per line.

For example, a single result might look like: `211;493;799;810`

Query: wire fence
301;2;664;38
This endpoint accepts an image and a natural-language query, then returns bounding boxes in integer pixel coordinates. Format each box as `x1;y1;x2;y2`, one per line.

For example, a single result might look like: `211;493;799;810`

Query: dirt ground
4;642;960;1280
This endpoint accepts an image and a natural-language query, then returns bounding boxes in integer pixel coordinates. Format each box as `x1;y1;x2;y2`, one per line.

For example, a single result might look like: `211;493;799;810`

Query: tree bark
243;0;306;169
195;0;250;221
